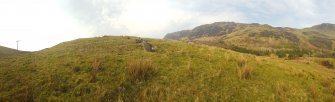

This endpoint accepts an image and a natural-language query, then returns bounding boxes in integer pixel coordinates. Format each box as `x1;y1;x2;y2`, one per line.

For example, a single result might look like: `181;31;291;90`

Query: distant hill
305;23;335;38
165;22;261;39
0;36;335;101
165;22;335;58
0;46;19;57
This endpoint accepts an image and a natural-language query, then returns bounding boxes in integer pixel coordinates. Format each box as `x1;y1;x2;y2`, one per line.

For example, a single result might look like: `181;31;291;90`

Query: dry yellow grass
1;36;335;101
127;59;156;82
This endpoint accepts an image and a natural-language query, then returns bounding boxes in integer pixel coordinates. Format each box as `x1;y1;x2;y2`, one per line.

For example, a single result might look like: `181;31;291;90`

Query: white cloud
0;0;334;51
58;0;247;38
0;0;91;51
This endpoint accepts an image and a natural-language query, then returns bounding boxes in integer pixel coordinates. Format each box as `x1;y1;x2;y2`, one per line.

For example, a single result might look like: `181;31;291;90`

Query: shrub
135;38;143;43
269;53;278;59
275;49;309;59
127;59;156;82
320;60;333;68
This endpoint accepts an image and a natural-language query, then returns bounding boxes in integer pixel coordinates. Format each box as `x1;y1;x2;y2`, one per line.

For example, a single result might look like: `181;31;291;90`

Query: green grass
0;36;335;101
126;59;156;82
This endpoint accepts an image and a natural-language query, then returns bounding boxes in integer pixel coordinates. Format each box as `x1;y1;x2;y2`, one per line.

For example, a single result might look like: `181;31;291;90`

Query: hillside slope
165;22;335;58
0;36;335;101
0;46;21;57
305;23;335;38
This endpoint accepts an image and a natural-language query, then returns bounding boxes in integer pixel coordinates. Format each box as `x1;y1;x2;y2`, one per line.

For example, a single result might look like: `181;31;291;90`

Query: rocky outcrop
143;41;154;52
163;21;335;58
135;38;155;52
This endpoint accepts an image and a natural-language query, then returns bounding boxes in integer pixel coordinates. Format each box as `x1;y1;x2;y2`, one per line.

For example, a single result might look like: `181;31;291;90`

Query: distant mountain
310;23;335;32
165;22;262;39
164;22;335;58
306;23;335;38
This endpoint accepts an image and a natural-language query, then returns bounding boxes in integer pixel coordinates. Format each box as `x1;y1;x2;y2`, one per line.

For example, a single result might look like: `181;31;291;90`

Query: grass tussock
136;86;167;101
237;57;247;68
127;59;156;82
320;78;331;88
90;59;102;82
237;58;252;80
185;58;193;77
309;85;320;99
14;86;34;102
331;85;335;96
276;82;289;102
238;66;252;80
91;59;102;72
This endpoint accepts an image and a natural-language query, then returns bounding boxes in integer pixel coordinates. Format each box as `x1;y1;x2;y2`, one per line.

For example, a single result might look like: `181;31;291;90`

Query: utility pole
16;40;20;51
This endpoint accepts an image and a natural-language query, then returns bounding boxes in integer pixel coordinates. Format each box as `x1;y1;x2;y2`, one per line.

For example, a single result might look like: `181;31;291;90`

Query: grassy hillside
165;22;335;58
0;46;20;57
0;36;335;101
306;23;335;38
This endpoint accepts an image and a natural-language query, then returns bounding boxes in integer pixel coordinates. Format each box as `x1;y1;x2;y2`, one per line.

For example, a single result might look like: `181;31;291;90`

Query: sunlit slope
0;36;335;101
165;22;335;58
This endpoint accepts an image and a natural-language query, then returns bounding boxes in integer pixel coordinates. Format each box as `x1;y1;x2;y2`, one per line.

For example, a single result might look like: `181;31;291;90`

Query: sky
0;0;334;51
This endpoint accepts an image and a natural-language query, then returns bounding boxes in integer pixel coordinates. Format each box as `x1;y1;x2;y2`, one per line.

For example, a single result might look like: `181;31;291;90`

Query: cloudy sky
0;0;334;51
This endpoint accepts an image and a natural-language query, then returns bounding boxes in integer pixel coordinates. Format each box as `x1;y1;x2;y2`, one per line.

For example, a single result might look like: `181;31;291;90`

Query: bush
135;38;143;43
127;59;156;82
320;60;333;68
275;49;310;59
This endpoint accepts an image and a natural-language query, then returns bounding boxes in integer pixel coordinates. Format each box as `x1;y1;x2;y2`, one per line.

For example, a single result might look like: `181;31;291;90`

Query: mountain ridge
164;22;335;58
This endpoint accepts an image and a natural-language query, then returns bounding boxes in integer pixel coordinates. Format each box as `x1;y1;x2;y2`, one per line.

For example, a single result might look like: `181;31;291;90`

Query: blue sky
0;0;334;51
